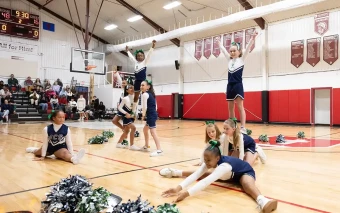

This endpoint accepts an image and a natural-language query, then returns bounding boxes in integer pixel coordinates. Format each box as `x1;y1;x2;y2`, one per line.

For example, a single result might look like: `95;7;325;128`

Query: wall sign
314;12;329;36
291;40;304;68
0;39;38;55
307;38;320;67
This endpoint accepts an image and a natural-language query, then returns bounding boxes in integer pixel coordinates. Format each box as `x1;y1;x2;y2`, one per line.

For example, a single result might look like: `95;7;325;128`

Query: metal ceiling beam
237;0;266;30
39;0;54;10
116;0;180;47
25;0;127;56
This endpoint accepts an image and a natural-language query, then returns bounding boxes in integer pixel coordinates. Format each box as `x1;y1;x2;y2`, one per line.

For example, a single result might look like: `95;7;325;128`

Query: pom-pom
297;131;305;139
103;130;114;139
112;195;155;213
121;139;129;146
88;135;106;144
276;134;286;143
258;134;269;142
134;131;139;137
41;175;93;213
156;203;180;213
75;187;111;213
246;128;252;135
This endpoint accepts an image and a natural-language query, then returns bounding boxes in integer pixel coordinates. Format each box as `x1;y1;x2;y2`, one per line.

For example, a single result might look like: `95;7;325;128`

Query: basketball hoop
85;65;97;71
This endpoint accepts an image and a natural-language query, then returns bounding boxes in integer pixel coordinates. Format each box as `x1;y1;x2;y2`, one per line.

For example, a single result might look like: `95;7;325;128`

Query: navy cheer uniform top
217;155;255;181
47;124;68;146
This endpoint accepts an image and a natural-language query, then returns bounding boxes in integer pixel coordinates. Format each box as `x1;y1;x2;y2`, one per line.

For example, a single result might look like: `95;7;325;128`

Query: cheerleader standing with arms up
126;40;156;115
217;32;258;134
26;110;85;164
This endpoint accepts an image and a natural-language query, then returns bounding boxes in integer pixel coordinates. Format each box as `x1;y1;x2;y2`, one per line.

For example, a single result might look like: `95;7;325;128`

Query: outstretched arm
242;31;258;60
217;37;231;59
144;40;156;65
41;127;49;158
126;46;138;63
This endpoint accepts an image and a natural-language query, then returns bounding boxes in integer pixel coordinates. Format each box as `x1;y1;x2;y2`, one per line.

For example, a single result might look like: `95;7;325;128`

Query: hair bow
231;42;241;50
47;110;55;120
134;49;144;55
127;77;134;85
205;120;215;125
145;79;152;85
209;140;218;150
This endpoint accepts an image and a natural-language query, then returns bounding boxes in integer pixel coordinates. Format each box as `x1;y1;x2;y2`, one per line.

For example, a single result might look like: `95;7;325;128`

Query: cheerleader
25;110;85;164
116;84;139;150
161;141;278;213
111;71;128;131
140;80;163;157
159;121;232;178
126;40;156;115
223;118;266;165
217;32;258;134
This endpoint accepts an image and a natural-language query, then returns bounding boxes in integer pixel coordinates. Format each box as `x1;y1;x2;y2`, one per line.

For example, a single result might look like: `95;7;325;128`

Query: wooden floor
0;120;340;213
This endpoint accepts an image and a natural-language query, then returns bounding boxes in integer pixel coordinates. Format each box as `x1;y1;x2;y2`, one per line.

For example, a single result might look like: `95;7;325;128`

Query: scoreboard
0;7;39;40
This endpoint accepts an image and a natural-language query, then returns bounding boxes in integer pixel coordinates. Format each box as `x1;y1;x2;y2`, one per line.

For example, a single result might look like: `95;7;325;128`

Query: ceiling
27;0;340;45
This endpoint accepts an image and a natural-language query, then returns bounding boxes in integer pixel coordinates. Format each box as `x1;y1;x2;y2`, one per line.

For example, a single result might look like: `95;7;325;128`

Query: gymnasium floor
0;120;339;213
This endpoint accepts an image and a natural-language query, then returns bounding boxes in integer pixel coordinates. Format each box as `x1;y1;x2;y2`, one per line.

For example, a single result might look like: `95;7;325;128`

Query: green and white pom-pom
75;187;111;213
246;128;252;135
258;134;269;142
88;135;106;144
102;130;114;138
121;139;129;146
156;203;180;213
297;131;305;139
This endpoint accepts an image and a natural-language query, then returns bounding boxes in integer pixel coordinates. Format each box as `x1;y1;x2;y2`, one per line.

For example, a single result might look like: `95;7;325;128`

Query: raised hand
152;40;156;48
125;45;129;52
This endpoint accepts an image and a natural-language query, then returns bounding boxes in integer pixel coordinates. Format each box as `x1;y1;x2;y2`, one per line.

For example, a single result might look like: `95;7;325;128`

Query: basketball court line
0;158;197;197
0;130;333;213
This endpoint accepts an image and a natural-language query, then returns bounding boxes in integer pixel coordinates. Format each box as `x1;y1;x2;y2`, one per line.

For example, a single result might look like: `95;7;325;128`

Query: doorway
311;88;332;126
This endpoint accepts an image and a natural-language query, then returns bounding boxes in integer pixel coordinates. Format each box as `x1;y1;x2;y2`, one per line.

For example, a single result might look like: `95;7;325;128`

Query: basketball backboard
70;48;106;75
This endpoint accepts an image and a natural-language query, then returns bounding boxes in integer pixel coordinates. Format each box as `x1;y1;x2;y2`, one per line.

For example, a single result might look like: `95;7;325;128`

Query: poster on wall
194;39;203;61
323;34;338;65
234;30;244;49
203;37;212;59
223;33;232;53
307;38;321;67
212;35;221;57
291;40;304;68
245;28;256;52
314;12;329;36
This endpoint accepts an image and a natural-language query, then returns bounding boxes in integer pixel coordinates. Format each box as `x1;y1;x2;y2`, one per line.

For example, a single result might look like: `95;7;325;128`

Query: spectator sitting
45;86;56;101
52;82;60;95
8;74;20;92
24;76;33;94
1;87;12;104
1;99;10;122
69;98;77;113
0;80;4;90
56;78;63;92
59;88;67;97
77;94;86;120
39;96;48;111
43;79;51;90
58;94;67;112
9;99;16;114
50;94;59;110
34;78;42;90
98;101;106;121
66;87;73;102
29;91;40;106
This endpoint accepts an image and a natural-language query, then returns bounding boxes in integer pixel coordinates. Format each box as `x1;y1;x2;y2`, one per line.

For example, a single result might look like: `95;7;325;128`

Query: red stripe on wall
182;92;262;121
333;88;340;125
269;89;310;123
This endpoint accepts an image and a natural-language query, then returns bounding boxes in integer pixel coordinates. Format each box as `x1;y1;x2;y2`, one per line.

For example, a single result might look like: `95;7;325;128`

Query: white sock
174;169;183;177
256;195;270;209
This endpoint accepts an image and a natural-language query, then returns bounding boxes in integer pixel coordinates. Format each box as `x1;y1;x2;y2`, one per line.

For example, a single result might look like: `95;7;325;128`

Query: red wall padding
183;92;262;121
269;89;310;123
156;95;172;118
333;88;340;125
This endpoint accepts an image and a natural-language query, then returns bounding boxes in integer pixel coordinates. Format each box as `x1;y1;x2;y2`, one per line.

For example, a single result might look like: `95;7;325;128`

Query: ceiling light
163;1;181;10
127;15;143;22
104;24;117;30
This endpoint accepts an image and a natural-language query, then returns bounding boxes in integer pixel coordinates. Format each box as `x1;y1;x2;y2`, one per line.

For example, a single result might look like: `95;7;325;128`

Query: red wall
182;92;262;121
333;88;340;125
156;89;340;125
156;95;172;118
269;89;310;123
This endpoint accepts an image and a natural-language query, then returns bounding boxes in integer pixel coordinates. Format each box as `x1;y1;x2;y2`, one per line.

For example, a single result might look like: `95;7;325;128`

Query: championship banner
291;40;304;68
212;35;221;57
234;30;244;49
323;34;338;65
223;33;232;53
194;39;203;61
314;12;329;36
245;28;256;52
307;38;321;67
203;37;212;59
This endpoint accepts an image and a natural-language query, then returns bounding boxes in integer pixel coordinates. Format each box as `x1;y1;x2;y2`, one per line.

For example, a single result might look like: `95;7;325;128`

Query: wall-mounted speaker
175;60;180;70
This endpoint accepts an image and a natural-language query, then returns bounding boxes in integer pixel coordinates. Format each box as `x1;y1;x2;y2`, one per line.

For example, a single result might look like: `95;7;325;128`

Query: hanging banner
245;28;256;52
194;39;203;61
307;38;321;67
291;40;304;68
234;30;244;49
314;12;329;36
212;35;221;57
223;33;232;53
203;37;212;59
323;34;338;65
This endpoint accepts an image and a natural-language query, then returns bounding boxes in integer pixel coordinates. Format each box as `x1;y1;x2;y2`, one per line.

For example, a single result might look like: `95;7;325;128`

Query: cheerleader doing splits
126;40;156;115
162;140;278;213
26;110;85;164
217;32;258;134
